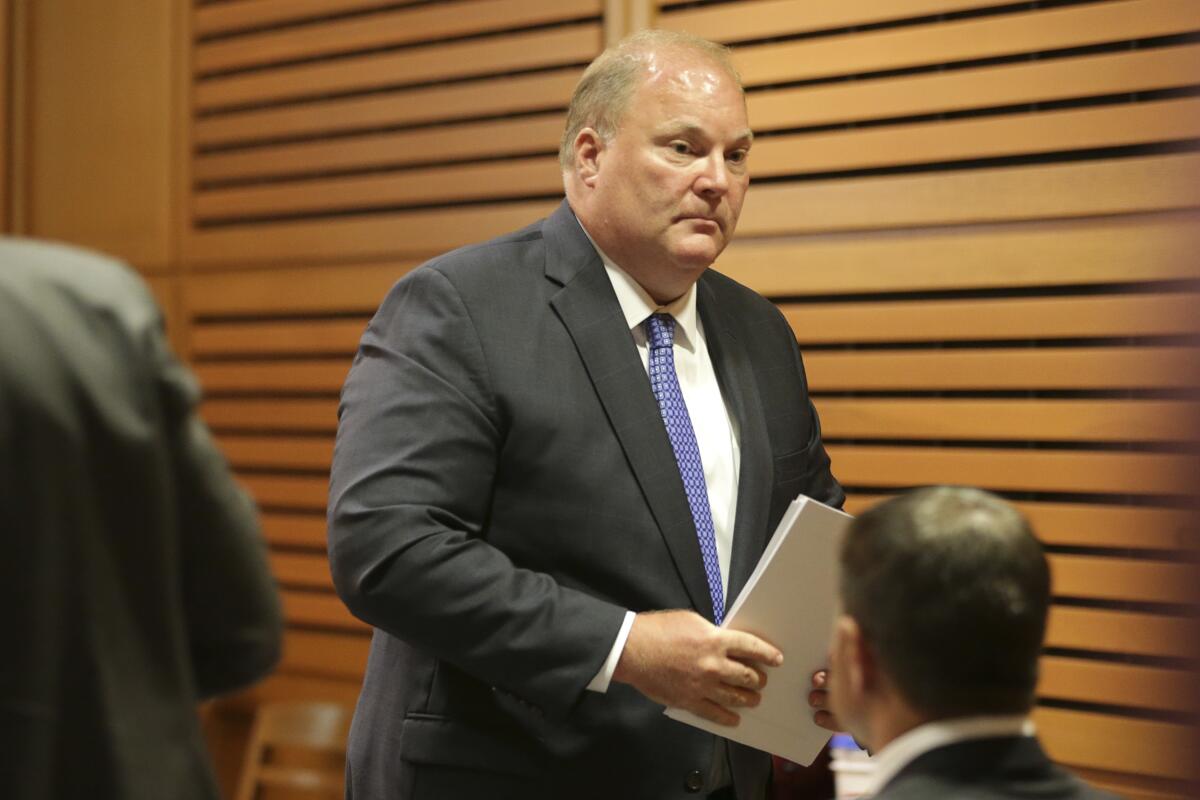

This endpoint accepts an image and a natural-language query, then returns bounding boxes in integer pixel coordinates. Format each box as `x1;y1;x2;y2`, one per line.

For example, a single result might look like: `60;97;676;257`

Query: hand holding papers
665;495;853;766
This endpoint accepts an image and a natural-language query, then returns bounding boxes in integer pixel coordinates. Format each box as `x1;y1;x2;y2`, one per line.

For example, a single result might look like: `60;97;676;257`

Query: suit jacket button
684;770;704;793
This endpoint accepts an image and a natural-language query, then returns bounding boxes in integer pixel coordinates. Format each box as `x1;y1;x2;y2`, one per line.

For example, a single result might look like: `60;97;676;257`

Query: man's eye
728;150;748;165
671;142;691;155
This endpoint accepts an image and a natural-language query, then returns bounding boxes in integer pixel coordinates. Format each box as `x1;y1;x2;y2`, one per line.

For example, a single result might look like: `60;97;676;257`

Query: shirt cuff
585;610;636;693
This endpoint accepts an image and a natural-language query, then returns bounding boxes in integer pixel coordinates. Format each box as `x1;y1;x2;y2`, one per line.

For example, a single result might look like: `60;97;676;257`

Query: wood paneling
195;24;601;111
1;0;10;232
194;67;582;149
23;0;175;270
195;0;602;74
747;43;1200;131
729;0;1199;87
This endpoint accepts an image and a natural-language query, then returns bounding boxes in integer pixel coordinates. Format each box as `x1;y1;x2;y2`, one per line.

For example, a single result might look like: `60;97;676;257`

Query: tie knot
645;313;675;350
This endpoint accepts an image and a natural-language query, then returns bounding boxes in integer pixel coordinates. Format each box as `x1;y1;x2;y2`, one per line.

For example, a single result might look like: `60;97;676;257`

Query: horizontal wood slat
732;0;1200;88
194;0;399;37
193;321;365;358
194;155;561;221
205;398;340;431
196;360;351;392
195;24;601;111
752;97;1200;178
1037;656;1195;713
280;630;370;680
281;590;365;631
816;399;1192;443
185;262;406;314
660;0;1009;43
1049;554;1196;605
748;43;1200;131
194;68;580;149
241;475;329;511
272;551;334;590
841;495;1197;552
262;513;328;548
826;445;1194;495
194;113;563;184
805;346;1200;391
196;0;601;74
182;199;561;268
738;152;1200;237
785;293;1199;344
1045;606;1193;659
1035;706;1193;780
720;212;1200;295
222;435;333;470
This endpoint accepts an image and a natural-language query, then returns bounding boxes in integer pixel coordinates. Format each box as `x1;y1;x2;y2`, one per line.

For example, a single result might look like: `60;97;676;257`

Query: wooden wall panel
661;0;1200;793
20;0;175;271
184;0;602;268
0;0;10;232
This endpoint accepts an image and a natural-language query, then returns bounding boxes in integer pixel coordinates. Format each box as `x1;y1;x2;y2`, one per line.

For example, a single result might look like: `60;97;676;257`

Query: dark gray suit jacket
0;240;283;800
328;201;843;800
875;736;1123;799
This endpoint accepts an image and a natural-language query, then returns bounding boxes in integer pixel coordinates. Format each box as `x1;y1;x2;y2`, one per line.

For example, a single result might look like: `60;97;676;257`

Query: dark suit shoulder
420;217;548;284
877;737;1123;800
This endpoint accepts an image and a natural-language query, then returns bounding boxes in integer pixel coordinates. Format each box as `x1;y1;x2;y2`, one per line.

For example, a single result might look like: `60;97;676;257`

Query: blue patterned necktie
644;313;725;624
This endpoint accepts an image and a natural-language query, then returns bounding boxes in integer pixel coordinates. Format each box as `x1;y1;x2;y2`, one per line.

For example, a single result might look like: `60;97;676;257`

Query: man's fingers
723;630;783;667
808;688;827;709
812;669;828;688
713;684;761;709
696;700;741;727
813;709;837;731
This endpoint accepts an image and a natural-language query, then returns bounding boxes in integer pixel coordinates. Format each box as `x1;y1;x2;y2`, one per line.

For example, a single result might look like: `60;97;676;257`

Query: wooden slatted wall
182;0;604;713
656;1;1200;797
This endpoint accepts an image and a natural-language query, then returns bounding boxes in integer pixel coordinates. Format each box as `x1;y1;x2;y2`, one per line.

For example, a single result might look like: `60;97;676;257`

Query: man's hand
809;669;839;731
613;609;783;726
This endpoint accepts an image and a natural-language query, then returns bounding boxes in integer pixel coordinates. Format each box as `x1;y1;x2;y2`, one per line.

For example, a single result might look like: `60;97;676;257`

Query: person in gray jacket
0;239;283;800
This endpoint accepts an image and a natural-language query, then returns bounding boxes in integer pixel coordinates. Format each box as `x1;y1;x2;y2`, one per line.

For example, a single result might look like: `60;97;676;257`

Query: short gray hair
558;29;743;171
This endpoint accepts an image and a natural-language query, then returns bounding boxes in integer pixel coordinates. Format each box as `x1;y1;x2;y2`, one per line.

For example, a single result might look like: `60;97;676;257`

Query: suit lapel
544;202;716;618
697;276;772;610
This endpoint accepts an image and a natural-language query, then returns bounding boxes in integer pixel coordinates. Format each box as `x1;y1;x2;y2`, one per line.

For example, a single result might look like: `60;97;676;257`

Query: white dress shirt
860;715;1036;796
582;233;742;693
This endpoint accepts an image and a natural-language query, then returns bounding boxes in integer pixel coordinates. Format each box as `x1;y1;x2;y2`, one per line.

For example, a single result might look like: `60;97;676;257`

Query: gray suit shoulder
0;238;159;333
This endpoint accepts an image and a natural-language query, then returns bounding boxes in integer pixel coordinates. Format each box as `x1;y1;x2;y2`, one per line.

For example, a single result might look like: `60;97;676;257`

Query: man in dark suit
0;239;283;800
328;30;842;800
825;487;1118;799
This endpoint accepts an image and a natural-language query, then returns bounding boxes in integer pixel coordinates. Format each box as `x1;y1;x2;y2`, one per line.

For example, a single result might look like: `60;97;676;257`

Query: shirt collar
577;221;700;352
863;714;1035;796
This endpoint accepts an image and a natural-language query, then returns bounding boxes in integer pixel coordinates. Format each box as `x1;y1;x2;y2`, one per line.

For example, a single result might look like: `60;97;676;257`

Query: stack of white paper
665;495;853;766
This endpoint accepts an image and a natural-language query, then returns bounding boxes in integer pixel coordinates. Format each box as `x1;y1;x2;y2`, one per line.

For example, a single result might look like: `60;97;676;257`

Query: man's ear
836;615;873;698
573;128;605;187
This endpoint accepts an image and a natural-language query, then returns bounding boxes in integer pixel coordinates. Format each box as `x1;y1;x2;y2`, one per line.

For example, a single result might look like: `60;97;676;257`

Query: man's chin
669;239;724;270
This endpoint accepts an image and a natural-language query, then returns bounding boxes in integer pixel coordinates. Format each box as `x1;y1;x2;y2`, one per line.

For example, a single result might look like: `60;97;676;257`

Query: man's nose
695;153;730;197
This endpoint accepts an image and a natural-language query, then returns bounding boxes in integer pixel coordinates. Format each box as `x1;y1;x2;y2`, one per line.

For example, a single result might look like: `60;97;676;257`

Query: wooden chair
234;701;353;800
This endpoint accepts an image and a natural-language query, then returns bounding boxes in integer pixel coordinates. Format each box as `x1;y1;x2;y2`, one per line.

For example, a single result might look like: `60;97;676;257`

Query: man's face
586;51;752;301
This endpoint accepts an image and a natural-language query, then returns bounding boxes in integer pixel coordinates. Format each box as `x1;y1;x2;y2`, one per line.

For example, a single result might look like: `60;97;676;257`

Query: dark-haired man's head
828;486;1051;752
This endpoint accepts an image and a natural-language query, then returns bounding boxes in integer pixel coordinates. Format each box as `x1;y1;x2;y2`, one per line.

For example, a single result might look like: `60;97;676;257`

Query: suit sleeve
788;325;846;511
327;267;626;719
152;312;284;699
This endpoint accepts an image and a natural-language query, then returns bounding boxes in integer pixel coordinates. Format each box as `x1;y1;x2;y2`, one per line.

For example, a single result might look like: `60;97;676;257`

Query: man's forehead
638;48;735;94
